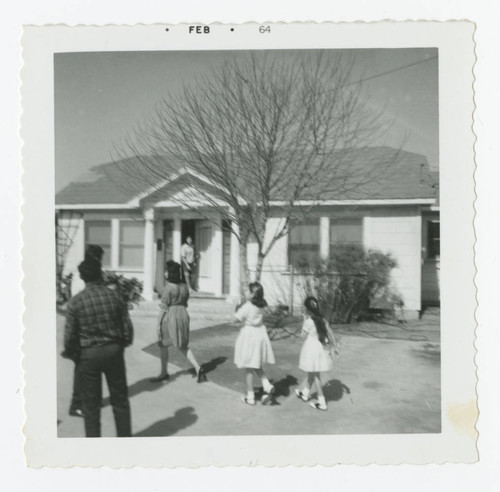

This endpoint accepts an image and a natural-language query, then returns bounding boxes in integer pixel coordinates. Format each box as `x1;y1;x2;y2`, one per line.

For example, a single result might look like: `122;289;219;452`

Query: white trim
55;203;137;210
269;198;437;206
56;197;437;210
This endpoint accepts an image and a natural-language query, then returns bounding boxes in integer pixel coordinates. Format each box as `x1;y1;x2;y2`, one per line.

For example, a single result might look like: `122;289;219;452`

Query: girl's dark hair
249;282;268;308
304;296;330;346
166;261;183;284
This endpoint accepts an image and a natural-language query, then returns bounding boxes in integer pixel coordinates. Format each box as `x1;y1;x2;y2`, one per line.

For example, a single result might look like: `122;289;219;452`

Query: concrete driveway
57;311;440;437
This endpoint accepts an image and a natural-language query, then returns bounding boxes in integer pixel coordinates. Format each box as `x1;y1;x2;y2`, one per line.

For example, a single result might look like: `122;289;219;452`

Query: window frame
118;219;145;269
426;219;440;260
288;219;321;268
329;217;364;249
84;220;112;268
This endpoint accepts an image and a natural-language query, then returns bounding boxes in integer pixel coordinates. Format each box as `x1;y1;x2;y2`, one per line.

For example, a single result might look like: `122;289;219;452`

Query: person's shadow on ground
273;374;299;398
323;379;351;402
202;356;227;374
134;406;198;437
101;370;193;408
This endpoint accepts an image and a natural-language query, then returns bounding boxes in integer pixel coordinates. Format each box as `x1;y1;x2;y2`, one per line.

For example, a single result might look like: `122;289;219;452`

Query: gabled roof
56;147;438;207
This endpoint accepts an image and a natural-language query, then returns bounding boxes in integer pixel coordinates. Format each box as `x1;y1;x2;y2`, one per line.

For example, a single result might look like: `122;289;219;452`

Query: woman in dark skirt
150;261;207;383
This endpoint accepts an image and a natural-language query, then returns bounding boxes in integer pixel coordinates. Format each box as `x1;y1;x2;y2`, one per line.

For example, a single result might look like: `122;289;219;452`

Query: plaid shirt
64;282;134;354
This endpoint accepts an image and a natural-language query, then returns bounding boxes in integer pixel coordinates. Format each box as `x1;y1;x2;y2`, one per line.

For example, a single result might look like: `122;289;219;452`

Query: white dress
299;318;334;373
234;302;275;369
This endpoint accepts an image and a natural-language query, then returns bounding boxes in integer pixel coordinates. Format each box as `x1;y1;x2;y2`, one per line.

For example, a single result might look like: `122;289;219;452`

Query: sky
54;48;438;192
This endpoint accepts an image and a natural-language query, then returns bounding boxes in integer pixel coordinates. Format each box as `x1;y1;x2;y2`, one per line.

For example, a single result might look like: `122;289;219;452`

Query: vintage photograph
54;48;441;438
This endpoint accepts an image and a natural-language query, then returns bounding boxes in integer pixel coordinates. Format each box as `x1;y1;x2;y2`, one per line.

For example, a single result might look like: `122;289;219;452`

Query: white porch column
111;218;120;270
213;215;223;297
142;209;155;301
173;215;181;262
319;216;330;260
230;221;241;298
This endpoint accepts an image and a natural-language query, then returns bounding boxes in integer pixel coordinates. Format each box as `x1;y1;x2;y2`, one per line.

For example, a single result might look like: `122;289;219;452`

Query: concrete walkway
57;310;441;437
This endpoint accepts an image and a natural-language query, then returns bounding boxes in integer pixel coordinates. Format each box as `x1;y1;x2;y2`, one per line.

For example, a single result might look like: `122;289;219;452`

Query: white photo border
21;21;477;467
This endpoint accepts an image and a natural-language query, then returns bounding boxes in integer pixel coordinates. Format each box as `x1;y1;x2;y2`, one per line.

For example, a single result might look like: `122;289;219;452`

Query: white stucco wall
363;207;422;313
60;206;424;315
255;207;423;315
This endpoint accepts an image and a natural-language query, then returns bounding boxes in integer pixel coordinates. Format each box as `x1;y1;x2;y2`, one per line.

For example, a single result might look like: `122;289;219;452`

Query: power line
350;55;439;85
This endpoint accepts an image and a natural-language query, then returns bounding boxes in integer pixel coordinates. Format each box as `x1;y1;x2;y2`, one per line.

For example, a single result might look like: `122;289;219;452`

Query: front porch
142;208;240;301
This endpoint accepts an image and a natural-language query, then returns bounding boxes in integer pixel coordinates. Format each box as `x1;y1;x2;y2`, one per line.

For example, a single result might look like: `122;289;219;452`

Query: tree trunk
238;237;250;297
255;251;265;282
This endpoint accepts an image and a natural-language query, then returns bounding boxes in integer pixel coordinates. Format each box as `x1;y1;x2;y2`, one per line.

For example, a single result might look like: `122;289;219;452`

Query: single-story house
56;146;440;318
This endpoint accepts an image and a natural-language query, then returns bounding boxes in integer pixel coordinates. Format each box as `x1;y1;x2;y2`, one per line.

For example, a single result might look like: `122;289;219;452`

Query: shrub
56;270;73;306
297;244;397;324
102;271;144;308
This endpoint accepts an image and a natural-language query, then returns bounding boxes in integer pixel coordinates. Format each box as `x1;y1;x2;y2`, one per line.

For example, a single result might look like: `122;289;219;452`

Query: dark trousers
69;364;82;412
78;343;131;438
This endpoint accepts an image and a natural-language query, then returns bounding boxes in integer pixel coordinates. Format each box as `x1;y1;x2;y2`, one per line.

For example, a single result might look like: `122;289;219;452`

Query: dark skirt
161;305;190;349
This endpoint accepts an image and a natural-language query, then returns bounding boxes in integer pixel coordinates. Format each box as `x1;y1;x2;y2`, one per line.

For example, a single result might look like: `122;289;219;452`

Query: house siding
60;210;146;296
364;207;422;315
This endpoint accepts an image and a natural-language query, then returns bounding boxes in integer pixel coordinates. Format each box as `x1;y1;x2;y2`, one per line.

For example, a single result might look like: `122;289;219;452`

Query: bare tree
114;51;395;291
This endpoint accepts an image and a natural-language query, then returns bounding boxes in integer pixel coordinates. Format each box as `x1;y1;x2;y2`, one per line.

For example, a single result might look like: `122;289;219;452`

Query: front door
195;220;213;293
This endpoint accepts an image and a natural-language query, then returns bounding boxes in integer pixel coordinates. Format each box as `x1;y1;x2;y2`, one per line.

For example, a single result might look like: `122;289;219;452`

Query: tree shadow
134;406;198;437
323;379;351;402
101;370;193;408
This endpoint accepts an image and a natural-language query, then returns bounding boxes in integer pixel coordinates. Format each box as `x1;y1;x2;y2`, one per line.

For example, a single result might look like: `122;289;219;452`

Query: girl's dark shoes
309;401;328;411
261;385;275;405
197;366;207;383
295;389;310;402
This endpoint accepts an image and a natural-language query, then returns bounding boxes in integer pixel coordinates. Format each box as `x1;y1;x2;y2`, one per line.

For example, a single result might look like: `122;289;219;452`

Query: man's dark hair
78;258;102;283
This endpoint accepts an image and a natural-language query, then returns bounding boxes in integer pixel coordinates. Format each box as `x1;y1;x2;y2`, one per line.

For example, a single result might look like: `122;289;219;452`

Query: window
85;220;111;267
119;221;145;268
427;220;440;259
288;220;320;268
330;218;363;248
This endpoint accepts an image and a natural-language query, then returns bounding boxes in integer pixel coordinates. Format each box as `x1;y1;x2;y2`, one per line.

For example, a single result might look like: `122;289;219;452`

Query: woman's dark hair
85;244;104;264
304;296;330;346
78;258;102;283
248;282;268;308
165;261;183;284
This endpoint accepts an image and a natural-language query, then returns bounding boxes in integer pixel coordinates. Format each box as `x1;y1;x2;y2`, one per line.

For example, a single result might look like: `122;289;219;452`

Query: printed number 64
259;26;271;34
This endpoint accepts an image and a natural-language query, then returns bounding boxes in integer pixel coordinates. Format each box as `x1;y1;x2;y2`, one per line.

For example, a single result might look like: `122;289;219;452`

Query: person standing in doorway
64;258;134;437
181;236;197;292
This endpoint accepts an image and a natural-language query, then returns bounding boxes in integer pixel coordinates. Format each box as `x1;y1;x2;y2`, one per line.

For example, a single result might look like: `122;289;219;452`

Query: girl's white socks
261;377;273;393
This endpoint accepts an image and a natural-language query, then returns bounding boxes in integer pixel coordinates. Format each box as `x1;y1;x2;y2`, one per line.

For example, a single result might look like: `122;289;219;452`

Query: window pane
120;246;143;268
119;221;144;267
86;221;111;244
289;246;320;268
428;221;440;258
330;218;363;245
85;221;111;267
289;221;320;245
120;221;144;245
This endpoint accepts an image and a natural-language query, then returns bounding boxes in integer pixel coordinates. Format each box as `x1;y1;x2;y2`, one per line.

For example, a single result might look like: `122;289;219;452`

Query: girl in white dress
295;296;340;411
233;282;276;405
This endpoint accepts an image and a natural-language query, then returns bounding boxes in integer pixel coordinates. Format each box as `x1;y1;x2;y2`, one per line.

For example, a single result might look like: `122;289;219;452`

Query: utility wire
349;55;439;86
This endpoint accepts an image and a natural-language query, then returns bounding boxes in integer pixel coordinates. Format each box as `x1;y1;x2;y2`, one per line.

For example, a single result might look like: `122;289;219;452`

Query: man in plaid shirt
64;258;134;437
